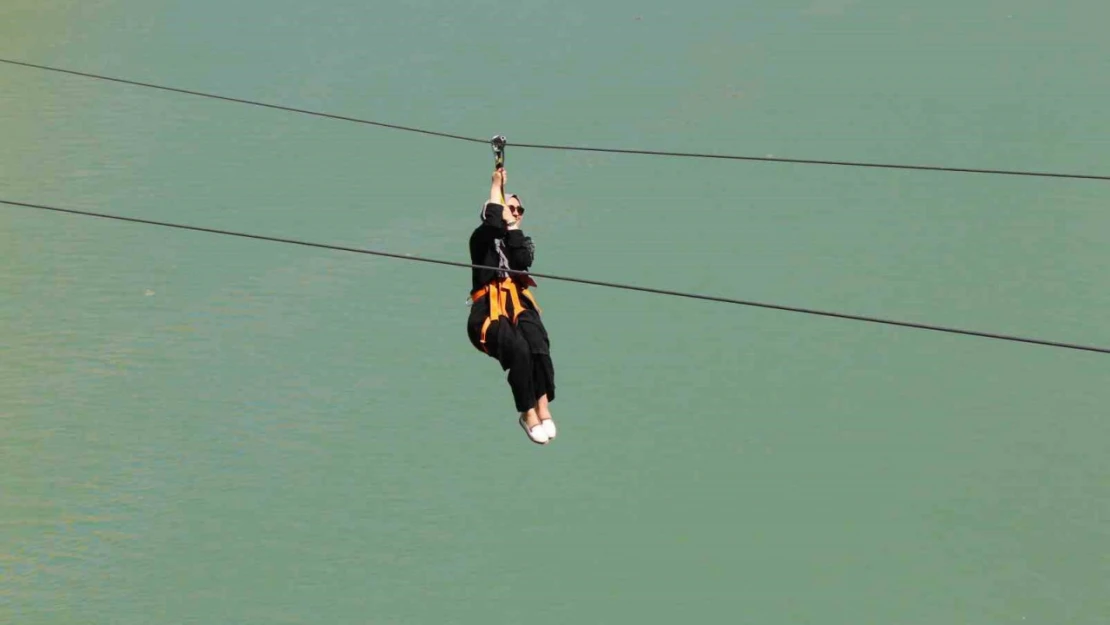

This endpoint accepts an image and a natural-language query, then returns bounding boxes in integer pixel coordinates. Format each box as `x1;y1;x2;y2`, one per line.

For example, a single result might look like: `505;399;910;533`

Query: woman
467;167;557;445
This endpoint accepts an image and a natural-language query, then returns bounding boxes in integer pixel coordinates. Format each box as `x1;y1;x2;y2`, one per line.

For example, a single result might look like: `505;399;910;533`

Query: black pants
467;296;556;413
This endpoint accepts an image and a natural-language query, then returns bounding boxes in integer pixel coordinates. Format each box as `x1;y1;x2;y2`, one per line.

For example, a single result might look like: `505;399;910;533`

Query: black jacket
469;202;535;293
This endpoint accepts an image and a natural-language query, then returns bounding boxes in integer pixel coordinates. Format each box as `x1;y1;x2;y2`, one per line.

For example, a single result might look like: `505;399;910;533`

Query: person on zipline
467;166;557;445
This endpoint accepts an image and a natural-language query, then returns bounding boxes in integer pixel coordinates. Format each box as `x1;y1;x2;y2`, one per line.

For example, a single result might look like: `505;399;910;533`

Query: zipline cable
2;57;1107;182
3;197;1108;356
0;57;484;144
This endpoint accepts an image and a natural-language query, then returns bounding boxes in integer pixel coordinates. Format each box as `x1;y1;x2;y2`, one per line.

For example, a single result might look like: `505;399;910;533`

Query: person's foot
541;418;557;440
519;413;549;445
536;402;556;440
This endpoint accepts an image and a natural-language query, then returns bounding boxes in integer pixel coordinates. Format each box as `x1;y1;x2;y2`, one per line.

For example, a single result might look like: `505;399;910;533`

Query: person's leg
488;321;548;444
466;296;491;353
535;395;554;436
516;311;556;437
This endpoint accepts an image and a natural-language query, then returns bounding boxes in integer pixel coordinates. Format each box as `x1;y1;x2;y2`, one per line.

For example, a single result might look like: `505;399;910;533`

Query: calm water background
2;1;1108;623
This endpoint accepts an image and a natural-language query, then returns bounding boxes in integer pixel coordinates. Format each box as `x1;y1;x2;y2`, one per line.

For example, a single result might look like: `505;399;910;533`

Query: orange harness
471;277;540;353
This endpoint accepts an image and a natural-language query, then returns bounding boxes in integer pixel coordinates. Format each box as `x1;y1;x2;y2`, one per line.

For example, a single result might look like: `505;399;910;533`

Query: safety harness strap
472;277;540;353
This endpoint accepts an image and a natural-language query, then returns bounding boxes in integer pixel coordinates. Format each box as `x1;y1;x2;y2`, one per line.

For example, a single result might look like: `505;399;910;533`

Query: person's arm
504;215;534;270
489;168;505;206
481;168;514;227
479;202;508;230
505;232;534;270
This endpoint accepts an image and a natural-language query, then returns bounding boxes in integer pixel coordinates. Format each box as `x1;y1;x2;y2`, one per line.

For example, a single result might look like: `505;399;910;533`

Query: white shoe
541;419;557;440
519;416;549;445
